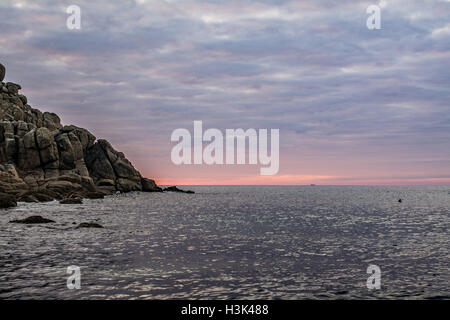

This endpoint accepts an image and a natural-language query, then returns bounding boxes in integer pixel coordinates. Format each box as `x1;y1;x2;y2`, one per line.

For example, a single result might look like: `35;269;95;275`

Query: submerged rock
163;186;195;194
10;215;55;224
76;222;103;229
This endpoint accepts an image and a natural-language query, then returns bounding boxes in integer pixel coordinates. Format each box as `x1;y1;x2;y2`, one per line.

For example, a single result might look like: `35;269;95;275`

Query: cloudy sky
1;0;449;185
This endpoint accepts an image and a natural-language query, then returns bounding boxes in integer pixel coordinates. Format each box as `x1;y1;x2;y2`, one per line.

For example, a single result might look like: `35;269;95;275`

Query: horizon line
156;184;450;187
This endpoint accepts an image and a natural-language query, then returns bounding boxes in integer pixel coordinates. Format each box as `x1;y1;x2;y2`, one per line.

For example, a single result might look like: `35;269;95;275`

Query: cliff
0;62;161;207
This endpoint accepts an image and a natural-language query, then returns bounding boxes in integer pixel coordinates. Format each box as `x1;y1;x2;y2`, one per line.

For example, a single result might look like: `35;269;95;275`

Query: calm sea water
0;186;449;300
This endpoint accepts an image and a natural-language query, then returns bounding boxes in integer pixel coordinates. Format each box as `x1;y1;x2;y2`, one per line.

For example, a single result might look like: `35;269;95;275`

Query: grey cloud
0;0;449;179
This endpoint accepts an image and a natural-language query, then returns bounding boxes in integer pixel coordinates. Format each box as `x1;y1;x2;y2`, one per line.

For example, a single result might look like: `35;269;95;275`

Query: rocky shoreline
0;62;193;209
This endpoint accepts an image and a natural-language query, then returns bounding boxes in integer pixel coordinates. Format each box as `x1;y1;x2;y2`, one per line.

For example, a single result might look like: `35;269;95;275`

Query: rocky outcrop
0;62;161;206
0;64;5;82
163;186;195;194
142;178;162;192
85;139;143;193
10;216;55;224
76;222;104;229
0;192;17;208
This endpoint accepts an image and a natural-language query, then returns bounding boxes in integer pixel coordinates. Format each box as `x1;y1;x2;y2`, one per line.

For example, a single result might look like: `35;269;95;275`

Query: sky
1;0;449;185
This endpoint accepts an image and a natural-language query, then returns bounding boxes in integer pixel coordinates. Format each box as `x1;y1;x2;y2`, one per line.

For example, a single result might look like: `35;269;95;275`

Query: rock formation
0;64;5;82
10;216;55;224
0;192;17;208
0;62;162;206
163;186;195;194
76;222;104;229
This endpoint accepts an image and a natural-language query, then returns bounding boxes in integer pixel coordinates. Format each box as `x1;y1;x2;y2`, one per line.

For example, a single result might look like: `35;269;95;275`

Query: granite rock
0;62;161;203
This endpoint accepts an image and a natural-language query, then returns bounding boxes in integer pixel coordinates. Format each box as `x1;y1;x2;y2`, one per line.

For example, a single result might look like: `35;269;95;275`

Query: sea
0;186;449;299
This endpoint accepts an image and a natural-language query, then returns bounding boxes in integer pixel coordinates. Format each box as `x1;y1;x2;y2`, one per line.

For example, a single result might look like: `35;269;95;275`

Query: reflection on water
0;186;449;299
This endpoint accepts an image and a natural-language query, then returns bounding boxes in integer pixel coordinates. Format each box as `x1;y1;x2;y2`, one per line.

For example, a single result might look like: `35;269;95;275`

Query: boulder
0;192;17;208
116;178;141;192
0;63;5;82
85;139;143;192
85;142;116;182
42;112;62;131
141;178;162;192
6;82;21;95
18;130;41;169
0;164;28;194
61;125;95;154
55;133;76;170
35;127;52;149
18;94;27;105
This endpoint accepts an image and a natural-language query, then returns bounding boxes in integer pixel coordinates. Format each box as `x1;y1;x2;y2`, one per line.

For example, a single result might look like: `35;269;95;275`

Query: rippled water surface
0;186;449;299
